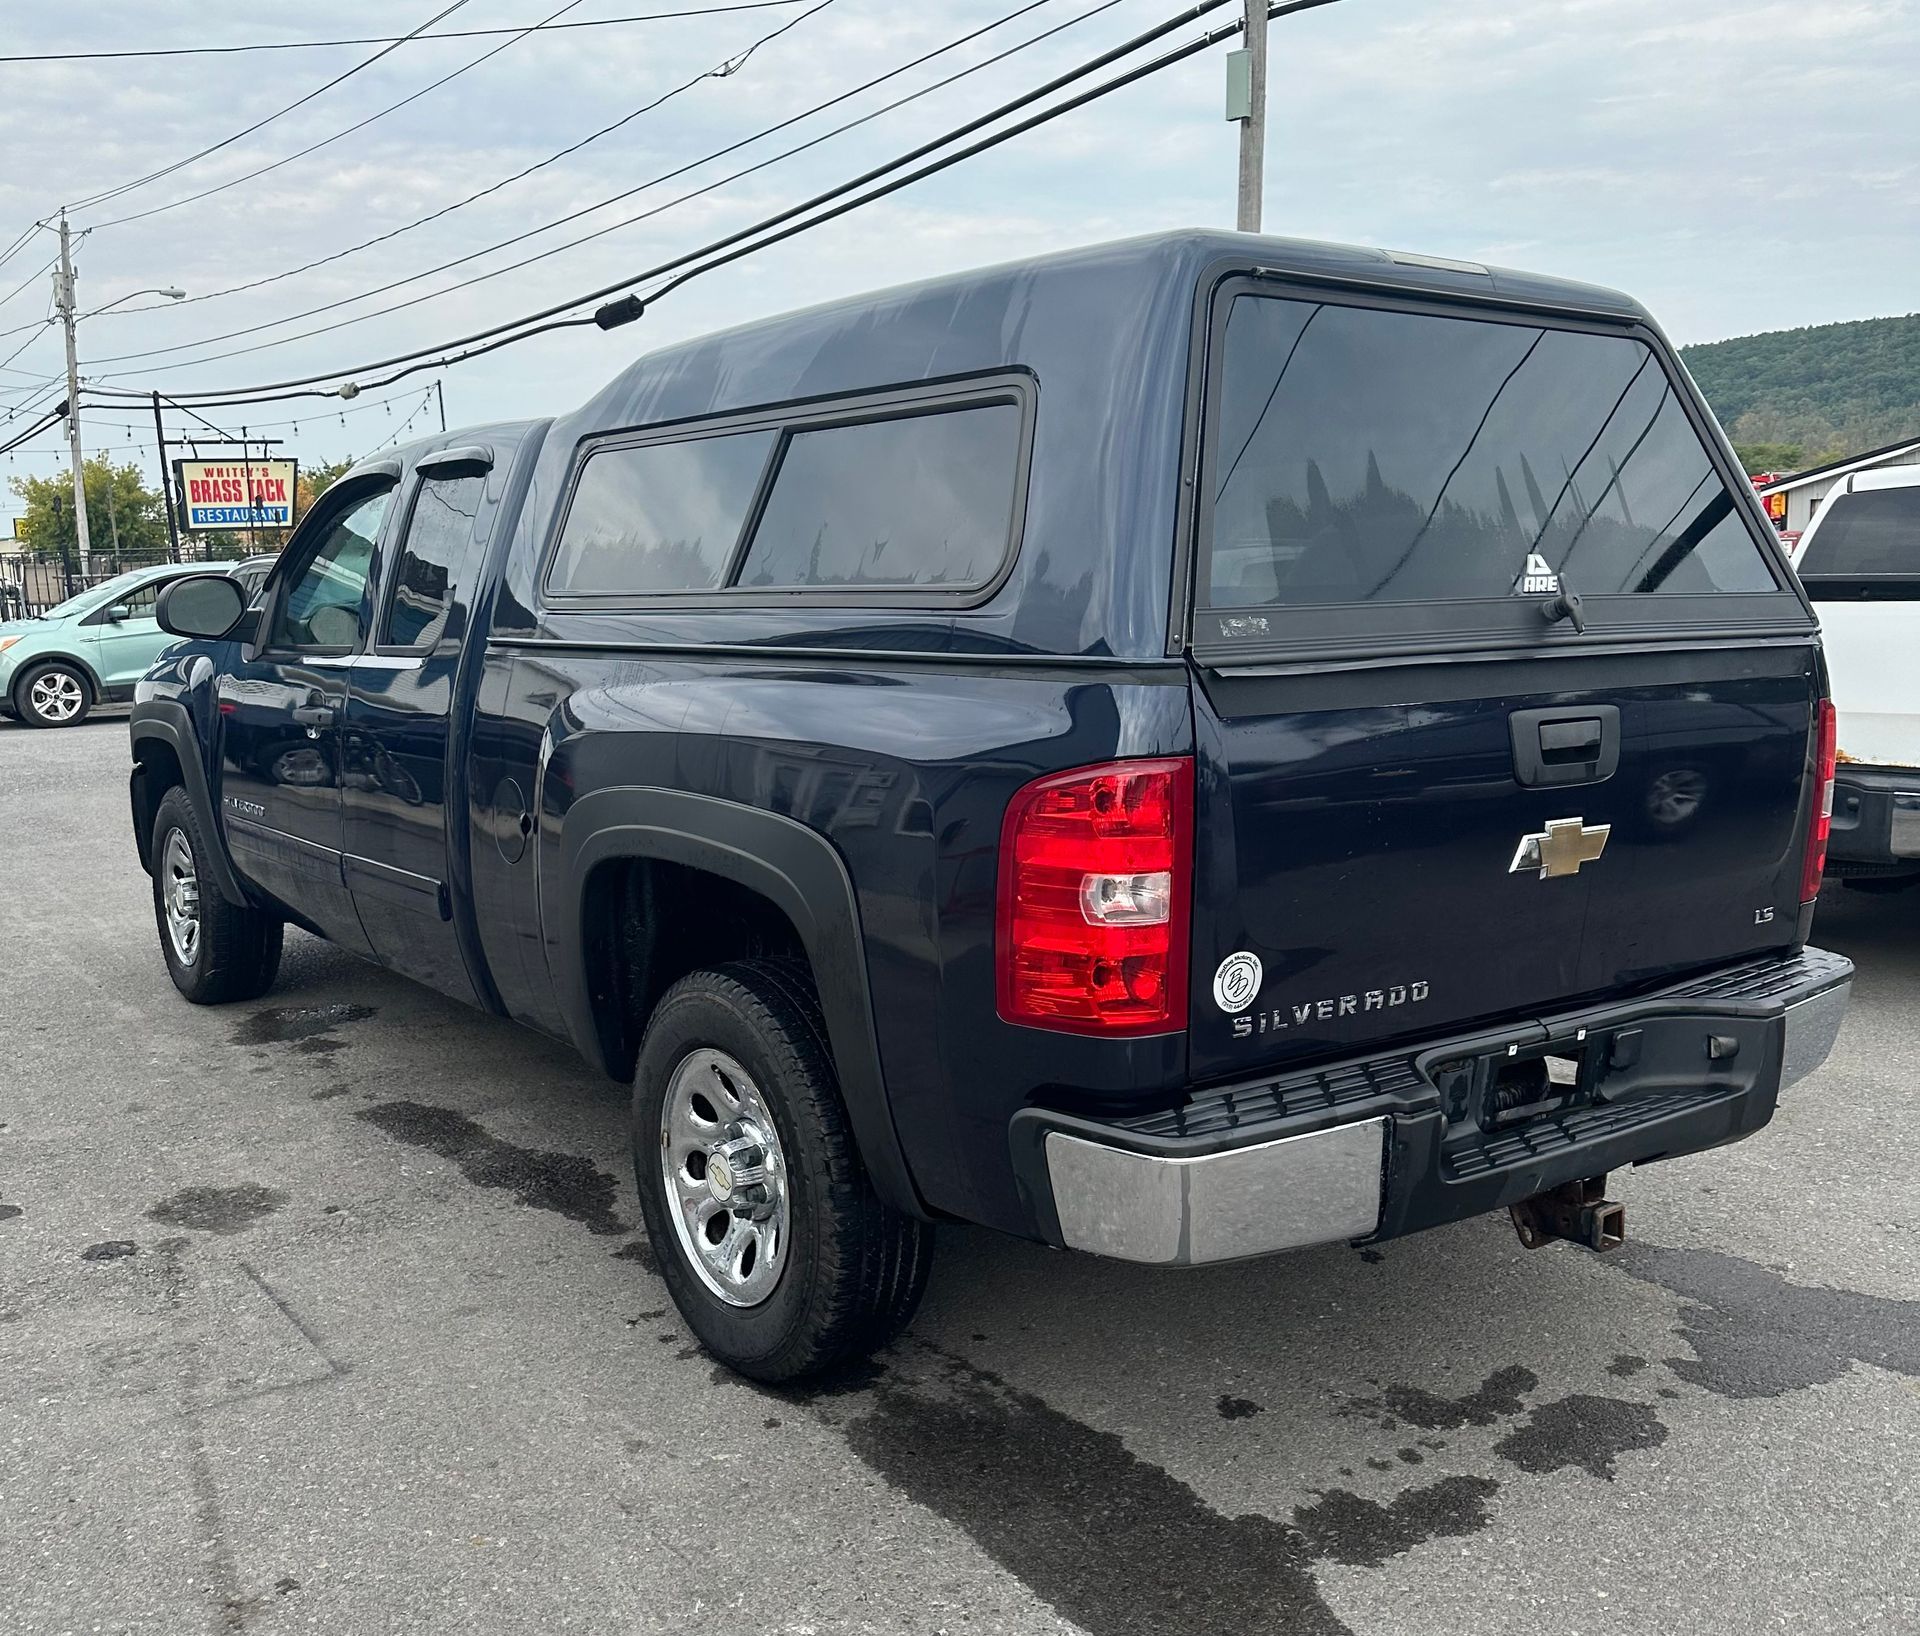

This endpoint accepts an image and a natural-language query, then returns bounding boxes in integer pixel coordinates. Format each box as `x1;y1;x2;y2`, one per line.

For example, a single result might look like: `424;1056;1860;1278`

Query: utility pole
152;391;182;564
52;210;91;558
1227;0;1270;232
432;378;446;432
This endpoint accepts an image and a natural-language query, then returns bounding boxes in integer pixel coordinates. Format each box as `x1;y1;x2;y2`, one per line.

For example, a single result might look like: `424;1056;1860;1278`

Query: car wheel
632;959;932;1383
15;660;91;728
151;787;284;1004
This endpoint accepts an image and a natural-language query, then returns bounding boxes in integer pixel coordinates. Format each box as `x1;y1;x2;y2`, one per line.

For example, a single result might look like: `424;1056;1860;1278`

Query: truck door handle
292;703;337;734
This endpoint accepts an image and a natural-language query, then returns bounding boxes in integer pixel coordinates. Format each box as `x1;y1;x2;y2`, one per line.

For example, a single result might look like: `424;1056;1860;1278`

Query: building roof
1757;434;1920;494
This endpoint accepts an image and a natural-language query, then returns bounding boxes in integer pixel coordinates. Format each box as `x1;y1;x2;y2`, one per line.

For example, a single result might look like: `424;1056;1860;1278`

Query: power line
81;383;439;433
61;1;474;214
0;4;808;64
91;0;840;294
0;403;66;459
0;251;59;323
86;0;1090;372
87;0;603;232
92;0;1344;411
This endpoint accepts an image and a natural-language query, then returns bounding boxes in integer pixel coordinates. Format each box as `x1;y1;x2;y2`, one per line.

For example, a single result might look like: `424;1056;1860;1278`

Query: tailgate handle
1539;719;1603;759
1510;705;1620;788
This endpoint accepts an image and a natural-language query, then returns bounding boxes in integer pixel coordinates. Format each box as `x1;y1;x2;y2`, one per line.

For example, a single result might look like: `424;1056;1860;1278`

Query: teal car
0;561;269;729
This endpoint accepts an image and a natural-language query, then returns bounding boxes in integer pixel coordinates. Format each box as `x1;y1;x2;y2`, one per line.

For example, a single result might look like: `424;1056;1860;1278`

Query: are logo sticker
1212;950;1263;1014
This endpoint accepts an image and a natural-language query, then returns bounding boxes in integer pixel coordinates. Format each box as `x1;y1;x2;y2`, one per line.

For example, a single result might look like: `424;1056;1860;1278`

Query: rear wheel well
131;737;187;874
582;856;811;1082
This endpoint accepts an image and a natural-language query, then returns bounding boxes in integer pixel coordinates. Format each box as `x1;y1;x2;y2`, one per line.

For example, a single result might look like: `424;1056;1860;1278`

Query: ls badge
1510;817;1611;880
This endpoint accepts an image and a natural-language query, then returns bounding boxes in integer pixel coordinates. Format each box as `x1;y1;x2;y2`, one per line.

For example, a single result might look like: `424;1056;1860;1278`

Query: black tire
150;787;284;1004
14;659;92;728
632;959;932;1383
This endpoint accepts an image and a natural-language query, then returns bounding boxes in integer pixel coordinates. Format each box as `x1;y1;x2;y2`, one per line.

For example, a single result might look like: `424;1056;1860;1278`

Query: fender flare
128;700;249;906
554;786;925;1218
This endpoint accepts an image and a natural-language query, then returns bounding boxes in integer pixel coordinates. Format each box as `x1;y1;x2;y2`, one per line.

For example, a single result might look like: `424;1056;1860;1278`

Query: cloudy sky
1;0;1916;505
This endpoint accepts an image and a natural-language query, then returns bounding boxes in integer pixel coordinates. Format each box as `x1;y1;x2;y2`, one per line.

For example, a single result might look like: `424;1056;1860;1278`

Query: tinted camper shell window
542;375;1033;610
1184;278;1808;665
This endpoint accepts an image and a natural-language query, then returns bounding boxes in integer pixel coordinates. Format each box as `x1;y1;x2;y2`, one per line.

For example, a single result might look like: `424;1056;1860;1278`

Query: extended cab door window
1191;290;1805;661
380;472;487;649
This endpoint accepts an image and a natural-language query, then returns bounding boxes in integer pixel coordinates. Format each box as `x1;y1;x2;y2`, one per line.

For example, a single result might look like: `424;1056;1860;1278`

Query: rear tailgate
1182;276;1820;1085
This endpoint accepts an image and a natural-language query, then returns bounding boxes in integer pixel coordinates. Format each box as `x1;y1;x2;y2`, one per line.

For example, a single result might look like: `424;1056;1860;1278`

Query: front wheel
14;660;91;728
151;787;284;1004
632;960;932;1383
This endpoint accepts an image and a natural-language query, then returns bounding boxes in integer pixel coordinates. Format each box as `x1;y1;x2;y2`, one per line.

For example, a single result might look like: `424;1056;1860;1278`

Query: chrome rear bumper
1019;948;1851;1267
1780;978;1850;1090
1044;1118;1386;1266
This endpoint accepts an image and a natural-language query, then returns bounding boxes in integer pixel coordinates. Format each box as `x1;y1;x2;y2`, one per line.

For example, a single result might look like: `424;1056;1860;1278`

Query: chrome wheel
659;1047;788;1307
161;829;201;967
28;669;84;724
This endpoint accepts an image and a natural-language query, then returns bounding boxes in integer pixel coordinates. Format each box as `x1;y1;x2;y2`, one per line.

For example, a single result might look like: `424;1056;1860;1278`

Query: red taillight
996;757;1193;1036
1800;698;1838;903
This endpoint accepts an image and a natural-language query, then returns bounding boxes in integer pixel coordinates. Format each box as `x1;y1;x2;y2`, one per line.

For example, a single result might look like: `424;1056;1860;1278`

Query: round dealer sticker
1212;951;1263;1014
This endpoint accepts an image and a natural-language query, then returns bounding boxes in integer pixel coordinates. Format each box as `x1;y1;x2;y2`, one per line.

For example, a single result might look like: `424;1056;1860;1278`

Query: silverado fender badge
1515;552;1560;596
1212;951;1263;1013
1511;817;1611;880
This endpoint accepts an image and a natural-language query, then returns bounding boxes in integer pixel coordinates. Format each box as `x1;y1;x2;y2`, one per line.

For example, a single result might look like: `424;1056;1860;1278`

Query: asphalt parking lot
3;712;1916;1636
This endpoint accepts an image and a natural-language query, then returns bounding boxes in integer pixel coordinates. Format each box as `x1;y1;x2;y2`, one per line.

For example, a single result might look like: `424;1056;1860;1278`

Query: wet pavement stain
147;1184;288;1235
1607;1353;1649;1378
1217;1395;1264;1420
1613;1242;1920;1398
610;1238;657;1272
826;1351;1521;1636
356;1101;629;1236
80;1240;138;1262
232;1003;376;1046
1492;1394;1669;1481
1349;1364;1538;1431
0;1203;23;1223
1291;1475;1500;1570
838;1356;1354;1636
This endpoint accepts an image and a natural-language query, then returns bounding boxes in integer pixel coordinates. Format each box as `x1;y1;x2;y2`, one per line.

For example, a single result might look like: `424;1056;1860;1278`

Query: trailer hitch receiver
1510;1176;1625;1253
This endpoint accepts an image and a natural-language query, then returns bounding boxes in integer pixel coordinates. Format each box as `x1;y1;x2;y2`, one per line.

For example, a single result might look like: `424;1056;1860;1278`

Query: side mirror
105;604;132;622
157;575;248;641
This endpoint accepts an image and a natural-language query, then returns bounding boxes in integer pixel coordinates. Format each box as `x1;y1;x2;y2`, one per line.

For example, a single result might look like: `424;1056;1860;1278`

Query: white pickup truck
1789;465;1920;888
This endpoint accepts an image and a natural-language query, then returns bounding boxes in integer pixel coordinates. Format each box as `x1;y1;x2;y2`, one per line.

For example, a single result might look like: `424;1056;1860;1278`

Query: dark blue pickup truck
131;231;1852;1380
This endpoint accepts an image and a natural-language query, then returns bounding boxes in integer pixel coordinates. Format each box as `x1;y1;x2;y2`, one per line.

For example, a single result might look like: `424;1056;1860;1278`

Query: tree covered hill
1680;313;1920;472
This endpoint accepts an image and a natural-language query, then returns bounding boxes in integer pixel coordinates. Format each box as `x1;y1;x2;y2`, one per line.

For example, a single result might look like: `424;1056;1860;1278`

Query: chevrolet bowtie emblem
1510;817;1611;880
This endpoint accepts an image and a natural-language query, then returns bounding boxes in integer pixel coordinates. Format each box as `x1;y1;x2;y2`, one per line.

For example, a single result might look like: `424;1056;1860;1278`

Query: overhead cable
62;0;474;213
0;4;807;64
91;0;1343;408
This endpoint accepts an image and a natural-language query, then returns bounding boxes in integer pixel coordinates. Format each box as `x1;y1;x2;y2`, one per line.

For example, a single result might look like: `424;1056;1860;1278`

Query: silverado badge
1510;817;1610;880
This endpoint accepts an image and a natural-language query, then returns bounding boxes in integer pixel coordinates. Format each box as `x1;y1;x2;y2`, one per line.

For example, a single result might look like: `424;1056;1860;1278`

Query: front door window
269;487;392;652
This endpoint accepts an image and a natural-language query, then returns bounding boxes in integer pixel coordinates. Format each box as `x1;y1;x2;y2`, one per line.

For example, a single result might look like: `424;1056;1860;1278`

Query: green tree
301;456;355;506
8;457;170;560
1731;442;1806;475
